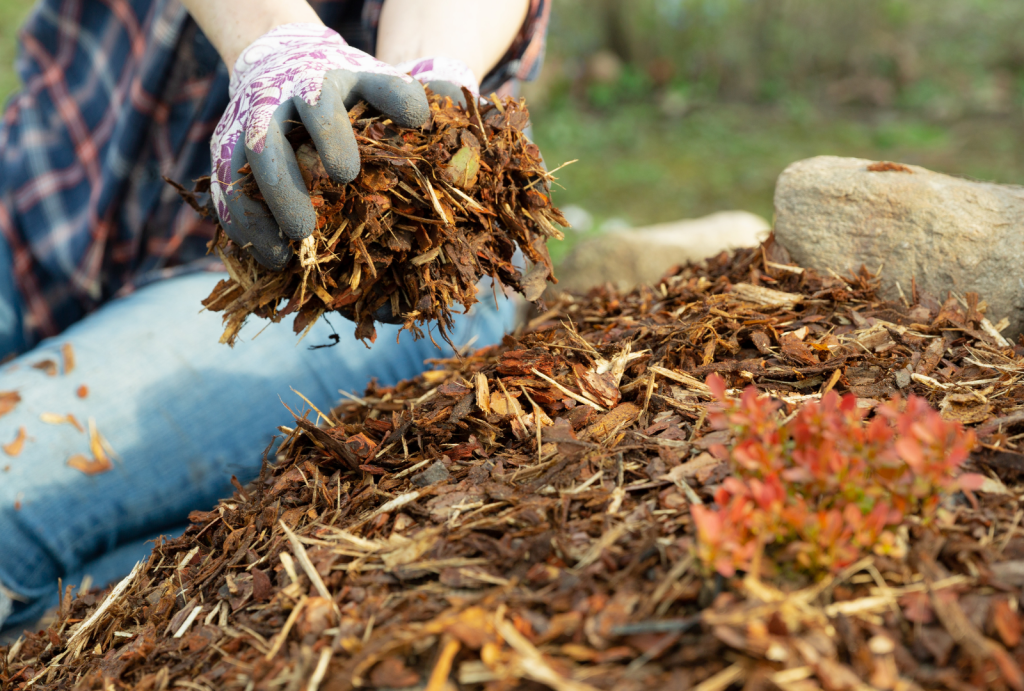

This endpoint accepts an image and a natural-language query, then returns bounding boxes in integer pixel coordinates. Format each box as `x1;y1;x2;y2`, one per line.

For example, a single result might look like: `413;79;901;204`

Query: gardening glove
210;23;431;271
395;56;480;107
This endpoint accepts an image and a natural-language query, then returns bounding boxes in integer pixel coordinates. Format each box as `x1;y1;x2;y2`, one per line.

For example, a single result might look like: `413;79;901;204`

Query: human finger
295;70;362;185
244;104;317;241
222;142;293;270
350;72;431;129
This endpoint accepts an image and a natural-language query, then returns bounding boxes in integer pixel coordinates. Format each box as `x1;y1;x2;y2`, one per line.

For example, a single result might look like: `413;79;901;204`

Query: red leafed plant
691;374;984;577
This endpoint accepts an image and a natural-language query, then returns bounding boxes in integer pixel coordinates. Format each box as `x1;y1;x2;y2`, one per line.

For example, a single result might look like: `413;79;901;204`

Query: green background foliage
526;0;1024;259
0;0;30;99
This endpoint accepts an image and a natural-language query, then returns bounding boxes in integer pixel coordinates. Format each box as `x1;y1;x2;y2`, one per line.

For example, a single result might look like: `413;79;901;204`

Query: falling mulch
197;92;565;346
9;238;1024;690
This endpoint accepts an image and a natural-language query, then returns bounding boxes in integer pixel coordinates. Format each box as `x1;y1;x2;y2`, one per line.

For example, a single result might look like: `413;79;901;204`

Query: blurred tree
546;0;1024;116
597;0;632;63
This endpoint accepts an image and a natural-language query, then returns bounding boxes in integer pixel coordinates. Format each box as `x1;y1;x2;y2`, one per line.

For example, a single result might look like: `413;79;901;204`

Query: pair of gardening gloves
210;23;479;273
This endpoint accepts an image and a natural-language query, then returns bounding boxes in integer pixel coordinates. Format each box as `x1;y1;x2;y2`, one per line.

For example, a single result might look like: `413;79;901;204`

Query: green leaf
446;146;480;190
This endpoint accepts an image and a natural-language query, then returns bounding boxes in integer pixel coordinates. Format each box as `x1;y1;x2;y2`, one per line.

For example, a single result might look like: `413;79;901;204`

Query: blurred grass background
2;0;1024;261
524;0;1024;259
0;0;30;98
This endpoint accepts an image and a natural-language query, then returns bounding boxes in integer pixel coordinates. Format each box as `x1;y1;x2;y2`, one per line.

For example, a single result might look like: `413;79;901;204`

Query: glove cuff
230;23;347;96
395;57;480;98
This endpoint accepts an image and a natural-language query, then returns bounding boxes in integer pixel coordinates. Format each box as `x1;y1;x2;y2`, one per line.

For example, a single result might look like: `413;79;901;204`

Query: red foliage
692;375;982;577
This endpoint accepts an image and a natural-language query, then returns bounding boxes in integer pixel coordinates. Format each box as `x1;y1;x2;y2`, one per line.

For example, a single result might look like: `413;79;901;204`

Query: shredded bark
9;239;1024;690
198;92;566;346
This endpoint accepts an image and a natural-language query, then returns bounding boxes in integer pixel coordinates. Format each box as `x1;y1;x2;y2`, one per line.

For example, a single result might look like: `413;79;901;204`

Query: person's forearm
376;0;530;84
180;0;322;73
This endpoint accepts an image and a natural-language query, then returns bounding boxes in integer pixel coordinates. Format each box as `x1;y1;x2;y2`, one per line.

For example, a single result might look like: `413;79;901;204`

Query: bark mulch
195;92;565;347
6;239;1024;691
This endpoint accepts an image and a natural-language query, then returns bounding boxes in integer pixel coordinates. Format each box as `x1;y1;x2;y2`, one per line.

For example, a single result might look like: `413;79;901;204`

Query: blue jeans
0;240;515;628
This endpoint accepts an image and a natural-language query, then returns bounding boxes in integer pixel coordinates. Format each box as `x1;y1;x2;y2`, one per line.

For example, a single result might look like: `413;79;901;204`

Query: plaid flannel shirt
0;0;550;346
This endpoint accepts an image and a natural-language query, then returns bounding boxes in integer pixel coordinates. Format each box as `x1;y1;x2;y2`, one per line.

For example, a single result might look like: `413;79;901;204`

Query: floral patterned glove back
210;23;431;270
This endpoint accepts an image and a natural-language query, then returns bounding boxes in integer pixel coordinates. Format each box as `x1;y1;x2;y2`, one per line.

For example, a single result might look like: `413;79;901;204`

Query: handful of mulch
201;92;567;345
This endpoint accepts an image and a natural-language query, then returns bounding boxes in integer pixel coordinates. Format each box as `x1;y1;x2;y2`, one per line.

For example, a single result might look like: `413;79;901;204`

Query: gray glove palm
210;23;431;272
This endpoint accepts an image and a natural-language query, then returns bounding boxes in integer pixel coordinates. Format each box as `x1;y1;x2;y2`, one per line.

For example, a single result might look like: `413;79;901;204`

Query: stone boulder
775;156;1024;338
555;211;770;293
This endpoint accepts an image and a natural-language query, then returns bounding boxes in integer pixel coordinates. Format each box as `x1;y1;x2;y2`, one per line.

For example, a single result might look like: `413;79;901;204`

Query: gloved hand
347;56;482;327
210;23;431;271
395;56;480;108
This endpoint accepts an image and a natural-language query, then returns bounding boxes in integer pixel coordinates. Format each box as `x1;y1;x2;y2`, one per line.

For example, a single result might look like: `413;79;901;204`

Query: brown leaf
0;390;20;418
2;426;27;457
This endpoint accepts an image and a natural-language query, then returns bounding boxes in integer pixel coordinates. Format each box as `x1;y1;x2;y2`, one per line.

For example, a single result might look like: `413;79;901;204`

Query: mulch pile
8;239;1024;691
198;92;565;346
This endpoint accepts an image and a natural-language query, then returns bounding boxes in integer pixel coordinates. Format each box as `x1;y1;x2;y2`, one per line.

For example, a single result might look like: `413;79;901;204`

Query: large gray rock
775;156;1024;337
556;211;770;293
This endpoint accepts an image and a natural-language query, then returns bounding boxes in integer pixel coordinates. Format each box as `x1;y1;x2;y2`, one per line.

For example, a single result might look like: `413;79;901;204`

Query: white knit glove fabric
395;56;480;98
